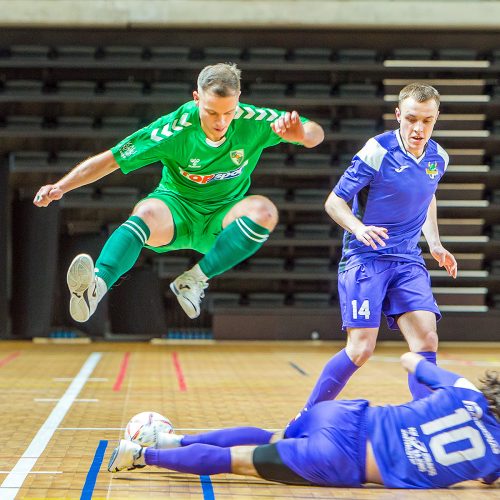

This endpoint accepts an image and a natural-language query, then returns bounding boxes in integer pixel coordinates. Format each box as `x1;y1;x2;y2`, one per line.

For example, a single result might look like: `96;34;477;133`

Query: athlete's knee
409;330;438;352
132;201;173;246
245;196;279;229
132;202;160;230
345;339;375;366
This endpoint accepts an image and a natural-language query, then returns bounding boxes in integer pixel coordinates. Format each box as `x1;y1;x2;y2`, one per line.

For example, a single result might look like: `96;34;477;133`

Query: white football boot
67;254;106;322
170;268;208;319
108;440;145;472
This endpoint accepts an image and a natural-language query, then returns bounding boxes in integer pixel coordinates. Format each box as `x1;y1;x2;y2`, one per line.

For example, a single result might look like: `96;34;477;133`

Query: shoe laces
180;274;208;298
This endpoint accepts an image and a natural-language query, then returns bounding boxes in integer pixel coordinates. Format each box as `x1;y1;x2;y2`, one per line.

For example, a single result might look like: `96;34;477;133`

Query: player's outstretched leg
170;264;209;319
108;440;146;472
67;254;107;322
139;426;274;449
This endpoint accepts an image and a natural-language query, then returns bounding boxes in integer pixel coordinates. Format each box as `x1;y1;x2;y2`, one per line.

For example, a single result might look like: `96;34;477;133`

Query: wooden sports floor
0;340;498;499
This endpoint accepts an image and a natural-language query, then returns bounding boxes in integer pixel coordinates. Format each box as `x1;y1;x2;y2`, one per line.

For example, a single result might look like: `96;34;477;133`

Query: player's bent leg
222;195;279;231
345;327;379;366
132;198;175;247
172;196;276;319
398;310;438;400
297;348;359;417
171;196;277;319
67;254;107;322
397;310;438;352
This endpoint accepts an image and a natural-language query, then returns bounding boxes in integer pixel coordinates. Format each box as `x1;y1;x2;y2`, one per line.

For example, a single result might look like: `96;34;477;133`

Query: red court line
113;352;131;391
172;352;187;391
0;351;20;368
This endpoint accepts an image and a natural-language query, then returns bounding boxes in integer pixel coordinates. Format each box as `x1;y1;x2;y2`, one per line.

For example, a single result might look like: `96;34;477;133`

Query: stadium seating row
1;45;500;64
3;34;500;334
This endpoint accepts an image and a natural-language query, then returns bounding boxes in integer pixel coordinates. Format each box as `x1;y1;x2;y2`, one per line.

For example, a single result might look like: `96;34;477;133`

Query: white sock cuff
190;264;209;282
156;433;184;449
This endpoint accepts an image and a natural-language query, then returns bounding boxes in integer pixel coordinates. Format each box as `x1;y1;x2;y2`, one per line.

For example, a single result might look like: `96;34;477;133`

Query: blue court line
289;361;308;376
81;439;108;500
200;475;215;500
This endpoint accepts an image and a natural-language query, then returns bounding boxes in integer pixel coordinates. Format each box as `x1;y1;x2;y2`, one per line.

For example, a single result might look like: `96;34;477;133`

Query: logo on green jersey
230;149;245;166
119;141;136;159
426;161;438;179
189;158;202;169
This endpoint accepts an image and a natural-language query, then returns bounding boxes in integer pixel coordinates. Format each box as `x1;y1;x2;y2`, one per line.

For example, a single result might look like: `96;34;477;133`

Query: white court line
55;377;107;381
58;427;282;432
59;427;125;431
34;398;99;402
0;352;102;500
371;355;499;367
0;471;62;475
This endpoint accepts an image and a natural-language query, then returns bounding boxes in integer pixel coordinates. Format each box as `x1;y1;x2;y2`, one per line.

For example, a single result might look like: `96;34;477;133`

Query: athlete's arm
400;352;460;390
325;192;388;250
422;195;458;278
270;111;324;148
33;150;120;207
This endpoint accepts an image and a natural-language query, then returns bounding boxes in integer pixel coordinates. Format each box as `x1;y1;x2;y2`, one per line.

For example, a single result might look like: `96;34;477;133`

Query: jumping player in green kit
34;63;324;321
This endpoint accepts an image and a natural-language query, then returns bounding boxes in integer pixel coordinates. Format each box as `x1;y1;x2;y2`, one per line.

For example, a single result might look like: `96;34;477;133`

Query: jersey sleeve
436;143;450;172
332;137;384;202
111;106;190;173
333;157;376;202
235;103;309;149
415;359;462;390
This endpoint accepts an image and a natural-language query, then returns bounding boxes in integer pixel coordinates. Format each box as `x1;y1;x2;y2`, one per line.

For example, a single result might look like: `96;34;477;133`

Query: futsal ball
124;411;174;446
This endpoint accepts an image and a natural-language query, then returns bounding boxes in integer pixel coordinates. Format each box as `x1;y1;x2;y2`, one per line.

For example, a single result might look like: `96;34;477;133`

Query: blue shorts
338;259;441;330
276;400;369;487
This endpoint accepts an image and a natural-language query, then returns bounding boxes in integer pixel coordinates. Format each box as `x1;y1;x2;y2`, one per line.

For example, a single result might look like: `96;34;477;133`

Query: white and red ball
124;411;174;446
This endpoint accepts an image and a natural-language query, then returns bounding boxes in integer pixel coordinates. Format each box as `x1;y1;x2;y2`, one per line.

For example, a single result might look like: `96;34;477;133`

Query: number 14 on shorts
352;299;371;319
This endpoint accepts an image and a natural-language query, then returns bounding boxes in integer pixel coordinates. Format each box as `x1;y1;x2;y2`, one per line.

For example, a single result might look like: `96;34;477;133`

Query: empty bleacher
2;28;500;340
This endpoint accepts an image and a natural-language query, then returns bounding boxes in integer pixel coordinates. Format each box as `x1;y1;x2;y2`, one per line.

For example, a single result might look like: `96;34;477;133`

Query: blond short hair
398;82;440;108
197;63;241;97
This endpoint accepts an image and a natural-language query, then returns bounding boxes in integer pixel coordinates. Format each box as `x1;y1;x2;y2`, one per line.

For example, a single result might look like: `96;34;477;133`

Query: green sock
95;215;150;288
199;216;270;278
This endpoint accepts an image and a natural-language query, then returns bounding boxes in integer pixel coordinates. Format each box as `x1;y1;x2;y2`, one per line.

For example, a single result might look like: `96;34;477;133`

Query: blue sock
145;444;231;475
181;427;273;447
408;351;437;400
304;348;358;410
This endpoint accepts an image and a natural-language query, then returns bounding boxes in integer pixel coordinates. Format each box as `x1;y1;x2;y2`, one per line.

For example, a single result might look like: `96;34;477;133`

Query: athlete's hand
270;111;305;143
354;225;389;250
431;245;457;278
33;184;64;207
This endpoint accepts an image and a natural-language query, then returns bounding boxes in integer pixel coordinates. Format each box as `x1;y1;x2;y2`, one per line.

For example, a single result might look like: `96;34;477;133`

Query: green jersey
111;100;307;203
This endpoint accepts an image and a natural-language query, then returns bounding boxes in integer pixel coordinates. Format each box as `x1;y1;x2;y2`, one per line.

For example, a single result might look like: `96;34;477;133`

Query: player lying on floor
108;353;499;488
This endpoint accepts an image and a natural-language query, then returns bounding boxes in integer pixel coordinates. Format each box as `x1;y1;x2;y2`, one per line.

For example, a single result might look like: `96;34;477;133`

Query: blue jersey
368;361;500;488
333;130;449;272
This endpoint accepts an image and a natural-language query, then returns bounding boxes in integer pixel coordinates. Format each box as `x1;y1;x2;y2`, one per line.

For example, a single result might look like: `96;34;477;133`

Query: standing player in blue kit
108;353;499;489
301;83;459;410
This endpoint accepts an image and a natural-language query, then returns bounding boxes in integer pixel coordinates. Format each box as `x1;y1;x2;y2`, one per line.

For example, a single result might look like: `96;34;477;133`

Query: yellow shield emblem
230;149;245;166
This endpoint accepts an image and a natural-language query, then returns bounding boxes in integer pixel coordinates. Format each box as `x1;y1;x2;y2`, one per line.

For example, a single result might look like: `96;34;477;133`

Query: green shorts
143;189;243;254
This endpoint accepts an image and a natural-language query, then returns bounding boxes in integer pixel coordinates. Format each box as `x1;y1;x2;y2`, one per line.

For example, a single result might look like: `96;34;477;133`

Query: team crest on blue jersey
426;162;438;179
230;149;245;166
